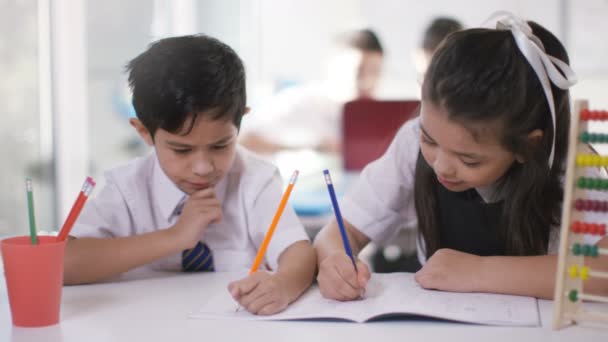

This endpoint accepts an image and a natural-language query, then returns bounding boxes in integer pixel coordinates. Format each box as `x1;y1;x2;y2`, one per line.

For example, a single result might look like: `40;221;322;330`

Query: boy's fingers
232;277;260;297
190;187;216;198
257;301;282;316
244;292;273;314
227;282;239;298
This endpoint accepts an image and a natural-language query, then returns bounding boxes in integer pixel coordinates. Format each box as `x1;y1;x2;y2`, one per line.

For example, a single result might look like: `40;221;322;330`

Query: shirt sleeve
340;119;421;246
70;174;133;239
249;170;310;271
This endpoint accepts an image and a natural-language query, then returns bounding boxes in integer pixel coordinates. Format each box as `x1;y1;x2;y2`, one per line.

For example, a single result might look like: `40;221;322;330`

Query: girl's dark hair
126;34;246;137
416;22;571;258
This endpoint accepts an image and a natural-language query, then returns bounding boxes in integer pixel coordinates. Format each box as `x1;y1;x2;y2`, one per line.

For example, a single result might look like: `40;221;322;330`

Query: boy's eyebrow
419;124;484;159
165;134;236;148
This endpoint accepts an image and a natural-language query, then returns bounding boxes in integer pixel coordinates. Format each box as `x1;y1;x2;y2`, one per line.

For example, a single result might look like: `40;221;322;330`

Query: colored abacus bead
581;109;590;121
572;221;582;233
589;200;598;211
574;199;584;210
568;265;578;278
580;266;590;280
581;223;588;233
568;289;578;302
576;155;585;167
595;178;603;189
591;133;599;143
576;177;586;188
580;131;590;143
590;245;599;258
572;243;582;255
583;244;592;256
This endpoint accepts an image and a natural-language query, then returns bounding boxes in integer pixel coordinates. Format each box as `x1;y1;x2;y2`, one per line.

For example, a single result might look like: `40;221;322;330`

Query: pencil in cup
25;178;38;245
56;177;96;241
323;169;357;271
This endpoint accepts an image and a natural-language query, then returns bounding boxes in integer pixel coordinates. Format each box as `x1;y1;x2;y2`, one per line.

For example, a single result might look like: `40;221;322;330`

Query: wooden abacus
553;100;608;329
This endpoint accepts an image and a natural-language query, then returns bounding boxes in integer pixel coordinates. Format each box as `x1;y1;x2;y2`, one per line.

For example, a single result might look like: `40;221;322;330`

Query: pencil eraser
86;176;96;186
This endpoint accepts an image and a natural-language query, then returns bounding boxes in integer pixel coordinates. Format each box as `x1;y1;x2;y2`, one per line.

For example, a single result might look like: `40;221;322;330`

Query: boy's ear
515;129;544;163
129;118;154;146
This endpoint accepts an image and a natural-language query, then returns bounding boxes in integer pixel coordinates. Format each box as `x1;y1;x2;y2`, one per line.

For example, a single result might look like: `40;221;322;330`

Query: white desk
1;272;606;342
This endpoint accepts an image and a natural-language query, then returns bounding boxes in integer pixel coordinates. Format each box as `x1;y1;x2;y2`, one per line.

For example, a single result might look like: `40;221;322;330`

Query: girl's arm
314;218;370;263
415;237;608;299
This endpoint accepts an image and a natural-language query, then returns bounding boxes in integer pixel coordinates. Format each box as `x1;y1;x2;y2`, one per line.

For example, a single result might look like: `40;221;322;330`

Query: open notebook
191;273;540;326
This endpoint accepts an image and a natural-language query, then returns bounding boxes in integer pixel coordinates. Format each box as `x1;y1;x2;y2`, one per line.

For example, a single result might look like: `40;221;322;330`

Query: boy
64;35;316;315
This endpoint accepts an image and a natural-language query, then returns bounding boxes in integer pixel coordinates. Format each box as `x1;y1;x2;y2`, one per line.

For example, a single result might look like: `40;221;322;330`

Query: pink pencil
56;177;96;241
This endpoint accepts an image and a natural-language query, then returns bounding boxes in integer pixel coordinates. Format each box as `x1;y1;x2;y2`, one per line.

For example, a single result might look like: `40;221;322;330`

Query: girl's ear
515;129;544;163
129;118;154;146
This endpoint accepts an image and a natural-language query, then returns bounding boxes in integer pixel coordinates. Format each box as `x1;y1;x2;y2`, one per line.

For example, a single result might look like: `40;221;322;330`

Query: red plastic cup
1;236;66;327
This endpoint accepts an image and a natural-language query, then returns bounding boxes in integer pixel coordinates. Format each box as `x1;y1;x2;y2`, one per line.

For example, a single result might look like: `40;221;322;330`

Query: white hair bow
483;11;577;167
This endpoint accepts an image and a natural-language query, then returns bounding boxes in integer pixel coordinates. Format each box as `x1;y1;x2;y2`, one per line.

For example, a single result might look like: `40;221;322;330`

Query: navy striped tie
182;241;215;272
174;203;215;272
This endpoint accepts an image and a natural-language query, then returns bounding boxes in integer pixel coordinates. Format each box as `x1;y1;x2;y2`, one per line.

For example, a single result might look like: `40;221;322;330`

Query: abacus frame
553;99;608;329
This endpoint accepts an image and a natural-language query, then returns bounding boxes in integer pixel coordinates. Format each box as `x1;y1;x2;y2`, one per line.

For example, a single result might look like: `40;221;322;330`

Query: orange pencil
249;170;299;274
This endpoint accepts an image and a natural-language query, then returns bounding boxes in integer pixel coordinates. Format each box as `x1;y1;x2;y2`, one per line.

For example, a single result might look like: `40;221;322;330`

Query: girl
314;12;608;300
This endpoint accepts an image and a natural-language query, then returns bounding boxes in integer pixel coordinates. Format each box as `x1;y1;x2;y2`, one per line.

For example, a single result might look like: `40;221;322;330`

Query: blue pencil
323;169;357;271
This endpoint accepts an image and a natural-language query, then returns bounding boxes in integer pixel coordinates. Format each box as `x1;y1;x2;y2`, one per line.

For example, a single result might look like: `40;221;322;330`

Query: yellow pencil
249;170;299;273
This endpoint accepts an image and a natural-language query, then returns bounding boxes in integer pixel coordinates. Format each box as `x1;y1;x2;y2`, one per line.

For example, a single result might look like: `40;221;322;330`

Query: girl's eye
421;136;436;145
173;149;191;154
212;145;228;150
462;160;480;167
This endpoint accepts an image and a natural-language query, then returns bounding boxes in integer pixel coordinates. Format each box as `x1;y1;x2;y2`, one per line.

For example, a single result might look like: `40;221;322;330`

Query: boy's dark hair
422;17;463;53
416;21;570;258
126;34;246;137
336;28;384;54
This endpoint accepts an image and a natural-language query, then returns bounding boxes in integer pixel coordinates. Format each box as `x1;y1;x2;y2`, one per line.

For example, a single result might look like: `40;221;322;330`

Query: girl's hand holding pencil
316;169;370;301
317;251;370;301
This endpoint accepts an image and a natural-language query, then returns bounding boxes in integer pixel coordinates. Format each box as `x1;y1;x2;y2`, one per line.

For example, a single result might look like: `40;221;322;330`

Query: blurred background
1;0;608;243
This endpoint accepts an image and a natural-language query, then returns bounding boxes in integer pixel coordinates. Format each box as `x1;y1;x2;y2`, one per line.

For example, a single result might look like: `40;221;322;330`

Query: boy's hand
317;252;370;301
227;271;290;315
172;188;222;249
414;248;482;292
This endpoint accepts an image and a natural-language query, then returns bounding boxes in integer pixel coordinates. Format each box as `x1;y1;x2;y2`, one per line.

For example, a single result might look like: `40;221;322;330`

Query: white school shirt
71;147;309;273
340;117;605;264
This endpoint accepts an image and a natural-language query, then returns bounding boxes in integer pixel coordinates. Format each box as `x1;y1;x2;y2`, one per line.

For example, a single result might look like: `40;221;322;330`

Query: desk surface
1;272;606;342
